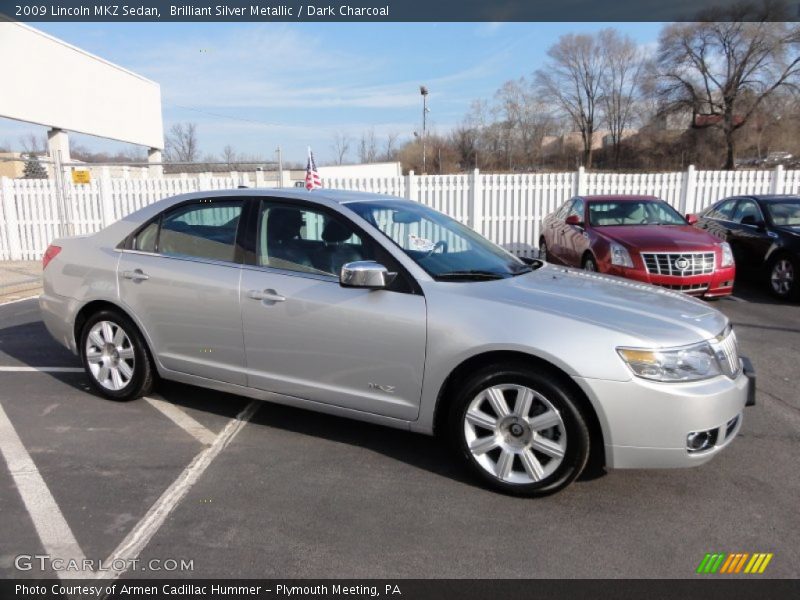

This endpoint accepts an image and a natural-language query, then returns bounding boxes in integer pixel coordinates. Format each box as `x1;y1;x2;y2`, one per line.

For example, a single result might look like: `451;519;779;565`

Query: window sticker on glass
409;234;436;252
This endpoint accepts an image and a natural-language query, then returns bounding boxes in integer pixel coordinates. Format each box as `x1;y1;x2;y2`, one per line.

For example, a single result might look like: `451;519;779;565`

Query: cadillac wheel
80;309;155;401
449;364;590;496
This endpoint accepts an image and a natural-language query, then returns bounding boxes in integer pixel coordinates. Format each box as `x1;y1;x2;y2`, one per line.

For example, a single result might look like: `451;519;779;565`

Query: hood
597;225;718;251
446;264;728;347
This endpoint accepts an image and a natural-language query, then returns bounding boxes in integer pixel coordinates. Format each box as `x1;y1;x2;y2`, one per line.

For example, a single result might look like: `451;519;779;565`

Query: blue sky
0;22;663;164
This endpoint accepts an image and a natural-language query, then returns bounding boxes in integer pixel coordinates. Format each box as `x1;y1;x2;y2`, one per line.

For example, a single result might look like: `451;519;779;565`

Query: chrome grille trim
641;252;715;276
711;329;741;379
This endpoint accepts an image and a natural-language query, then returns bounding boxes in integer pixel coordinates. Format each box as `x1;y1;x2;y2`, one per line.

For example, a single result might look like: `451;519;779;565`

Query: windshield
346;199;533;280
588;200;686;226
766;200;800;226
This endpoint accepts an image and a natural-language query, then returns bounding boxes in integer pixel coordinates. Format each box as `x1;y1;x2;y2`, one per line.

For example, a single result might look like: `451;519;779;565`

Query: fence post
255;169;265;187
99;167;116;226
770;164;785;195
469;168;484;235
574;166;586;196
405;170;416;201
680;164;696;215
1;177;23;260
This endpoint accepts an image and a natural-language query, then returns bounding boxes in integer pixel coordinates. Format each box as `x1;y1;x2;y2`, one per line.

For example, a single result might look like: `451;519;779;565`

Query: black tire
447;363;591;497
766;253;799;301
79;309;155;401
582;254;598;272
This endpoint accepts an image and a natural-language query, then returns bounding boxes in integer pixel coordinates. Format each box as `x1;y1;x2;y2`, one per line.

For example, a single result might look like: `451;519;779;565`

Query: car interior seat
265;208;314;269
312;219;363;275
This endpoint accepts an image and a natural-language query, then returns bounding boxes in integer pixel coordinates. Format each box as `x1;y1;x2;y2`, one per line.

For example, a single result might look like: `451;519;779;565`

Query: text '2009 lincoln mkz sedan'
40;189;755;496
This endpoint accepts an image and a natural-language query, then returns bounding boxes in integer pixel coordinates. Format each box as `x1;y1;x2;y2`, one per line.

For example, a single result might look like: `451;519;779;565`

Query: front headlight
719;242;734;267
617;342;721;382
610;242;634;268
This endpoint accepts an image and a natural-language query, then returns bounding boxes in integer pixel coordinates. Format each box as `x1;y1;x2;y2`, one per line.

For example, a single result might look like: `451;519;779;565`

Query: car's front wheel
447;364;590;496
582;254;598;272
768;254;798;301
80;309;155;401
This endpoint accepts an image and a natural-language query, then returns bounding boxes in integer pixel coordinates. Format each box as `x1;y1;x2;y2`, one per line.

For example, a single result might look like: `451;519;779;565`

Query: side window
258;203;372;276
133;220;158;253
554;200;573;219
732;200;759;224
568;198;585;221
158;200;243;262
707;199;738;221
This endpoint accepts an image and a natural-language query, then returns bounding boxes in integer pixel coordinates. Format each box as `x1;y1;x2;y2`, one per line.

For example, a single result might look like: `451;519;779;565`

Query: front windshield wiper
434;270;506;281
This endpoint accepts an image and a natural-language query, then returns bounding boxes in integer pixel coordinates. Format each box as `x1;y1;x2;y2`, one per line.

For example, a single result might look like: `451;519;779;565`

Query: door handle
122;269;149;281
247;289;286;303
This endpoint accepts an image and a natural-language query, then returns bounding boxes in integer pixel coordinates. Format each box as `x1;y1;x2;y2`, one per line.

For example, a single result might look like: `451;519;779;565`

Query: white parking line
0;295;40;306
0;402;87;580
96;400;260;580
0;366;83;373
144;396;217;445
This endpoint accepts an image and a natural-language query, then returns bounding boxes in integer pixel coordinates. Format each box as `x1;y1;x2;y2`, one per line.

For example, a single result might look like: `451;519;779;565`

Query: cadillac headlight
617;342;721;382
610;242;634;268
719;242;734;267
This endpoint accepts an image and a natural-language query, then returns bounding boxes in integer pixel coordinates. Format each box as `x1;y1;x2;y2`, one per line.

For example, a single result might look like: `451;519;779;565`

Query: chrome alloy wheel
463;384;567;484
771;258;794;296
85;320;135;391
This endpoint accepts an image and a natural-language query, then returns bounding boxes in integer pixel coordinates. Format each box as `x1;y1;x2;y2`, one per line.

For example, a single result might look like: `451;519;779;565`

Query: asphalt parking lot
0;283;798;580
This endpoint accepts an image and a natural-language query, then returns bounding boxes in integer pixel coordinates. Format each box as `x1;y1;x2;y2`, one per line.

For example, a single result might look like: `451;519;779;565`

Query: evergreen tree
23;154;47;179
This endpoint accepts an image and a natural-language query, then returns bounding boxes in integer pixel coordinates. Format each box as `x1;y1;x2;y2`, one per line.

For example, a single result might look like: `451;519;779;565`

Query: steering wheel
424;240;448;258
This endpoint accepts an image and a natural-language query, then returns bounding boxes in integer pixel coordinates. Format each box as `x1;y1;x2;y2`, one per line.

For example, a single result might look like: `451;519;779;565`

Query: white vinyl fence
2;165;799;261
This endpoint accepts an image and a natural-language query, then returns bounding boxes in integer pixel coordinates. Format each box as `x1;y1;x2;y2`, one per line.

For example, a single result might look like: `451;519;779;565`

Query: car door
728;198;773;271
118;198;247;386
545;199;573;264
563;197;588;266
239;199;427;421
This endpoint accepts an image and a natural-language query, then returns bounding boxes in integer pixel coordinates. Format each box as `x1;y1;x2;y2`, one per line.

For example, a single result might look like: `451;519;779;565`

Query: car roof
580;195;660;202
737;194;800;203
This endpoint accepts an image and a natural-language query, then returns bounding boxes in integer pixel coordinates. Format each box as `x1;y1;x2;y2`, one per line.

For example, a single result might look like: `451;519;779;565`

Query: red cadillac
540;195;735;298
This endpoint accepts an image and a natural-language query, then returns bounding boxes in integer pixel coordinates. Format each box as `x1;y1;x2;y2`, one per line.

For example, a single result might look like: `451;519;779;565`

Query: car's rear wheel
582;254;598;272
80;309;155;401
447;364;590;497
768;254;798;301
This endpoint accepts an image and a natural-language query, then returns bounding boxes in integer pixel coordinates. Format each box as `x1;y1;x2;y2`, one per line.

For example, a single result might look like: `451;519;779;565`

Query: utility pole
420;85;429;174
276;145;283;188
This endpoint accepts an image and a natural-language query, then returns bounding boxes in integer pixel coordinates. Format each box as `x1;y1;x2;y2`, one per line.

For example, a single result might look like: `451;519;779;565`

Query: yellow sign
71;169;91;184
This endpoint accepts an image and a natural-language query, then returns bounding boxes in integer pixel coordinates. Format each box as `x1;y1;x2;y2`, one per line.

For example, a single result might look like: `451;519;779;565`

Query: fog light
686;429;717;453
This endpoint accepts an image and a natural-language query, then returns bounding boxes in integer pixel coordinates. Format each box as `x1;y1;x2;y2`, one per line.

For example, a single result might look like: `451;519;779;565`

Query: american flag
305;147;322;190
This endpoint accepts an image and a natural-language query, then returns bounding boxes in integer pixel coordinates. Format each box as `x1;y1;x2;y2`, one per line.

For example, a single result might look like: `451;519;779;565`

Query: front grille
641;252;715;276
712;329;741;379
654;283;709;293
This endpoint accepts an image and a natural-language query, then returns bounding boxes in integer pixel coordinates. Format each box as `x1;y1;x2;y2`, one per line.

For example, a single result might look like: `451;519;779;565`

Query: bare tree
221;144;238;167
600;29;646;167
358;129;378;163
165;122;199;163
19;133;45;154
330;132;352;165
657;3;800;169
384;132;399;161
534;33;605;168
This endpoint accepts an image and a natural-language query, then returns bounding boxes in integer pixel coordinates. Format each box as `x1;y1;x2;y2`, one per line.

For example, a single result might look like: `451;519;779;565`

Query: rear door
563;197;588;266
118;198;247;386
545;199;574;263
239;199;427;420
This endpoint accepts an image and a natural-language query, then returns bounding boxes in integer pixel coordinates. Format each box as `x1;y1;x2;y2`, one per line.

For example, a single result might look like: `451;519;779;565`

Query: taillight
43;245;62;270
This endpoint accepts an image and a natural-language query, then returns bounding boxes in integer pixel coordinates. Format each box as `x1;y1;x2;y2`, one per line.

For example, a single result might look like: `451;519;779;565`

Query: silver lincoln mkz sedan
40;189;756;496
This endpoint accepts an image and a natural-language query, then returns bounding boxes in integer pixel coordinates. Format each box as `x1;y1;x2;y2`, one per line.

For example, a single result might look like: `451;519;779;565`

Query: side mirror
565;214;583;227
686;213;699;225
340;261;397;289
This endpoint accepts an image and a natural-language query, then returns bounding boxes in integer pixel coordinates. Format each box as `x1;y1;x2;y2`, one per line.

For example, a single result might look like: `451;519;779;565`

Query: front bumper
573;358;754;469
605;265;735;297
